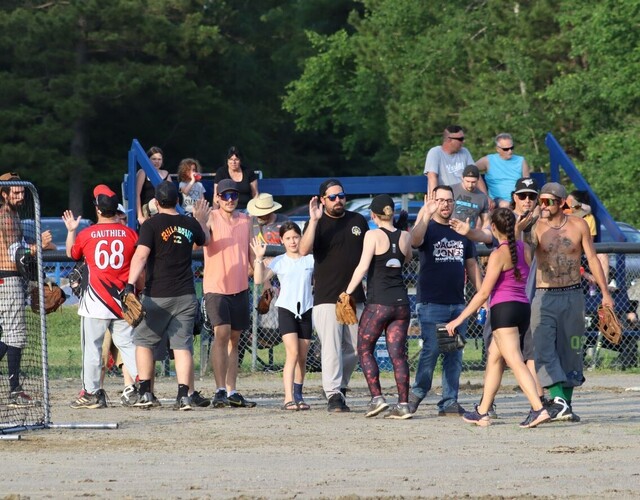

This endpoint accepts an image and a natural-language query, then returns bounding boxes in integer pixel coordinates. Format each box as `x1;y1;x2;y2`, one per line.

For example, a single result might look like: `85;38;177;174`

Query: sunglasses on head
324;192;346;202
539;197;560;207
516;192;538;201
219;191;239;201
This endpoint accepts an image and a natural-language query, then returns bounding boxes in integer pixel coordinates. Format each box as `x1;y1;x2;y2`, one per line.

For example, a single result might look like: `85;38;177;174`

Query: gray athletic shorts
204;290;249;331
134;294;197;351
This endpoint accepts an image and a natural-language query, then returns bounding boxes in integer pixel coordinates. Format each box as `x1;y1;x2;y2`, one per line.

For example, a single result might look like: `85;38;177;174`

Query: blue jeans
412;302;467;411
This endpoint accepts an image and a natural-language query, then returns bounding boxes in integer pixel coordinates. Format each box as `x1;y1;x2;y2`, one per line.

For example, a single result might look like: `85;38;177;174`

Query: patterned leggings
357;303;410;403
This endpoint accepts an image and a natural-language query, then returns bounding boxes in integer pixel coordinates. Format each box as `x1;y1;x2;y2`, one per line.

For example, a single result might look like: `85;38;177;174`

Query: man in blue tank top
476;133;530;208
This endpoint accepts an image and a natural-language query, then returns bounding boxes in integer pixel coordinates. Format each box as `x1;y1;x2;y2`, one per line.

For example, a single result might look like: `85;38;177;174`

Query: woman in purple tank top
445;208;550;428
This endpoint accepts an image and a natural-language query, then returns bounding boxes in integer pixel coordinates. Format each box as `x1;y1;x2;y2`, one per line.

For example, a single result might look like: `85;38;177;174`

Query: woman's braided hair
492;207;522;281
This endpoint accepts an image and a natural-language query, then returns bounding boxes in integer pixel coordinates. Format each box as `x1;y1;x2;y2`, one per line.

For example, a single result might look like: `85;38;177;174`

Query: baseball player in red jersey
63;185;140;409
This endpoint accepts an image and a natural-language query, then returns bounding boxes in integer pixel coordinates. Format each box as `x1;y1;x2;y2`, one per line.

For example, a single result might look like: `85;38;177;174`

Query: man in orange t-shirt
203;179;256;408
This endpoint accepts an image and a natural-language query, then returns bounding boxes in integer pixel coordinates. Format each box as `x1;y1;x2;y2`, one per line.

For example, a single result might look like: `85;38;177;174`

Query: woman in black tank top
344;195;413;419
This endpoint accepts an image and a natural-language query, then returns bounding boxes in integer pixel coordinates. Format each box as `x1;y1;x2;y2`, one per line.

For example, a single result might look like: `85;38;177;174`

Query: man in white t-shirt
424;125;486;193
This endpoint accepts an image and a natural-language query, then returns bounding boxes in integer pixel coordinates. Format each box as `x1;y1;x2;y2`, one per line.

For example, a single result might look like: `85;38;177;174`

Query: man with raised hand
299;179;369;412
63;185;140;409
531;182;613;422
408;185;481;416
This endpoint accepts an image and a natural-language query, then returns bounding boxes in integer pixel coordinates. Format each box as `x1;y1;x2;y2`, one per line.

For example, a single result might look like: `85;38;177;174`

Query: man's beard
326;204;345;217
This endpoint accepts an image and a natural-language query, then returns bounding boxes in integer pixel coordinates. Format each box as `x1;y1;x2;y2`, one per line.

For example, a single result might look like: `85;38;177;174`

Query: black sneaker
384;403;414;420
407;392;422;414
120;385;138;407
327;393;350;413
190;391;211;408
519;407;551;428
365;397;389;418
96;389;108;408
212;389;229;408
173;396;193;411
438;401;466;417
546;396;574;422
133;391;155;408
228;392;256;408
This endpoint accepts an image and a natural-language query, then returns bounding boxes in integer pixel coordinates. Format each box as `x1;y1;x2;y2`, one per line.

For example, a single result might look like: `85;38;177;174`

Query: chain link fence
43;245;640;377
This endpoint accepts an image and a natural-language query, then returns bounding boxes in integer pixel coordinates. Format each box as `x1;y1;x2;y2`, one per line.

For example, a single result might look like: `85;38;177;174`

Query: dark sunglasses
219;191;239;201
516;192;538;201
498;146;514;151
324;192;346;202
449;136;465;142
539;197;559;207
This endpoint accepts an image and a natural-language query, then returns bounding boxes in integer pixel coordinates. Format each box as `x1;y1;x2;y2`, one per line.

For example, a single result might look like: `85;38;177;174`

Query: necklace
546;215;567;230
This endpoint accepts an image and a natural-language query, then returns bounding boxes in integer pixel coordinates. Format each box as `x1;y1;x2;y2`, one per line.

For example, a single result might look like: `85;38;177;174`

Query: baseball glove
256;288;274;315
120;286;145;328
336;292;358;325
436;323;466;353
30;281;67;314
597;304;622;345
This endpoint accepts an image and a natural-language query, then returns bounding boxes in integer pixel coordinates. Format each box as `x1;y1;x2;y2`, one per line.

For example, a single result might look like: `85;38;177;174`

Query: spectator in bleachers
476;133;530;209
213;146;258;211
136;146;169;226
178;158;206;215
451;164;490;230
424;125;486;193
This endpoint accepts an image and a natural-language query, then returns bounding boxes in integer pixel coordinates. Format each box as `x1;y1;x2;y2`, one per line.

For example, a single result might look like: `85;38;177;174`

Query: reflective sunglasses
219;191;239;201
516;192;538;201
324;192;346;202
539;197;560;207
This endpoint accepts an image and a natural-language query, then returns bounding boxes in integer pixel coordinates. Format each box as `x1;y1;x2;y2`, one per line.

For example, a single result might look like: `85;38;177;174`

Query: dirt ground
1;370;639;499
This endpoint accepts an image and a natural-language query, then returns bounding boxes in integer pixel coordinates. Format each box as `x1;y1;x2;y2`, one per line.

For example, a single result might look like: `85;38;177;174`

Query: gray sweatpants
530;287;585;388
80;317;138;394
312;303;363;398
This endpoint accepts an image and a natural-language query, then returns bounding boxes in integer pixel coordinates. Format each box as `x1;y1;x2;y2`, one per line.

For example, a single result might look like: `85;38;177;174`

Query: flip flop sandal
296;400;311;411
281;401;299;411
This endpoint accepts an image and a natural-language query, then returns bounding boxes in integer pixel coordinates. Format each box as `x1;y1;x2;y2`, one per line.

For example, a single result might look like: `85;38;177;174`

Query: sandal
296;400;310;411
281;401;299;411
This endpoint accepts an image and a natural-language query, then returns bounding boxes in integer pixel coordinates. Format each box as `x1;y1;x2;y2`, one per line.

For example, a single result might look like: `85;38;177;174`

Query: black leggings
357;303;410;403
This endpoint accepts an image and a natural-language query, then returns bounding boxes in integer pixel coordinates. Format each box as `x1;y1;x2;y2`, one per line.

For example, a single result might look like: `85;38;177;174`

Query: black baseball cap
155;180;179;207
514;177;539;194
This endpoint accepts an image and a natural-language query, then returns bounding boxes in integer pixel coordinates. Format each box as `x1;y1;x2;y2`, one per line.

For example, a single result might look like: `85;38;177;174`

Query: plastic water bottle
477;307;487;325
588;283;597;296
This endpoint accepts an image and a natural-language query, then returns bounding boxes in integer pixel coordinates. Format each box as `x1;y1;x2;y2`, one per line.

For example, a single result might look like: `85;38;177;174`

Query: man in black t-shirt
299;179;369;412
409;185;481;416
127;181;210;410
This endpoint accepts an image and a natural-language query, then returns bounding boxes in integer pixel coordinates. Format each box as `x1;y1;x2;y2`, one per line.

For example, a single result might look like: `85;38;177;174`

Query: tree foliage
0;0;638;225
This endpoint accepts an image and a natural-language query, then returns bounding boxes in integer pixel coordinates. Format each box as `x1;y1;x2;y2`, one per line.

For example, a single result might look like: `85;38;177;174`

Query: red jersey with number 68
70;223;138;319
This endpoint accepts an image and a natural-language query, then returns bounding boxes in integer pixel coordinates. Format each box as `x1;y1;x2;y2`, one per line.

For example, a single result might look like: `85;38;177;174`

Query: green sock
563;387;574;403
548;383;564;400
